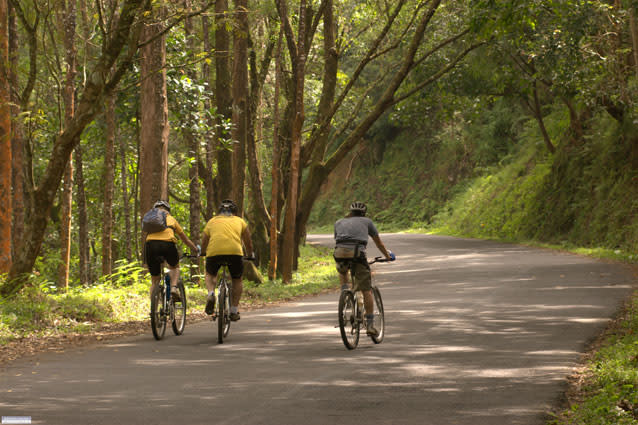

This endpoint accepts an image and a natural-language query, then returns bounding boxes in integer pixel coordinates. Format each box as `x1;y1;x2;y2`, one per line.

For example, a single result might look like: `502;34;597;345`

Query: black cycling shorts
145;240;179;276
206;255;244;279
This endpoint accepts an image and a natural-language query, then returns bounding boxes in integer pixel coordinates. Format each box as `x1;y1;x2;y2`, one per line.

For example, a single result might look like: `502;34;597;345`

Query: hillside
311;101;638;259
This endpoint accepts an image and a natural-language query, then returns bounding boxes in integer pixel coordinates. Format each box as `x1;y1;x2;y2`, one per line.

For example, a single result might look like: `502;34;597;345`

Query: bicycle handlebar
368;256;396;265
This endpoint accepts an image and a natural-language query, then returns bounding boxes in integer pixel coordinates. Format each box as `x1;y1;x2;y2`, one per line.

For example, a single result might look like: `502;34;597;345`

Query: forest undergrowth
0;244;338;363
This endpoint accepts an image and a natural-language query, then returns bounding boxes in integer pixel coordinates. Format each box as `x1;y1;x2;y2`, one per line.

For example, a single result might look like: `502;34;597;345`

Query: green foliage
550;295;638;425
0;245;337;345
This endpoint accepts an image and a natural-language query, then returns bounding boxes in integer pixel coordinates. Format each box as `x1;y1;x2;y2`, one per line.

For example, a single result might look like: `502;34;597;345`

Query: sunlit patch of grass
0;245;337;344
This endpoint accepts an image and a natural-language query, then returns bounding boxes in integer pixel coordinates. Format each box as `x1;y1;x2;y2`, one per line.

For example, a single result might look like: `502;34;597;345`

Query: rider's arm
200;233;210;256
371;235;392;260
242;227;254;257
177;229;199;254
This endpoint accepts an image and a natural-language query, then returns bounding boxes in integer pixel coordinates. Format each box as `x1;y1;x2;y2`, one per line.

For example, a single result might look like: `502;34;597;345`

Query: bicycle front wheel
338;290;359;350
217;282;231;343
171;280;187;335
150;284;167;340
370;286;385;344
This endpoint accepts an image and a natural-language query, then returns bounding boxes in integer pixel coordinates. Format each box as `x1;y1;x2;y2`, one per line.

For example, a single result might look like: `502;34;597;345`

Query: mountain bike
211;256;254;344
150;254;199;340
338;256;391;350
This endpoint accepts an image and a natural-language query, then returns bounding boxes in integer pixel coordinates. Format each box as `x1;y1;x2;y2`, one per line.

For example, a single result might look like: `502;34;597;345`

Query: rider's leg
338;271;349;289
150;274;161;296
167;265;179;289
205;271;217;294
362;289;374;316
231;277;243;309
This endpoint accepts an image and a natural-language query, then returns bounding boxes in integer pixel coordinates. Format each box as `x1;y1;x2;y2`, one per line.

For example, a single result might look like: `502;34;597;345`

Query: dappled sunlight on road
1;234;634;425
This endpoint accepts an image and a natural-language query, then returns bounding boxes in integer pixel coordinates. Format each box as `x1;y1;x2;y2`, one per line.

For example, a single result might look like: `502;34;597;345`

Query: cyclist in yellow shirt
200;199;254;321
144;200;199;300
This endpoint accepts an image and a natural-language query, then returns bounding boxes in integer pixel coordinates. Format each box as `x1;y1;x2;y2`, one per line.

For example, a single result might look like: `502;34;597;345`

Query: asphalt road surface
1;234;635;425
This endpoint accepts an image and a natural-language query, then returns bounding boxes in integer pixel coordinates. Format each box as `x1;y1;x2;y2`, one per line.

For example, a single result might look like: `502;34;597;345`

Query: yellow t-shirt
145;215;183;244
203;215;247;256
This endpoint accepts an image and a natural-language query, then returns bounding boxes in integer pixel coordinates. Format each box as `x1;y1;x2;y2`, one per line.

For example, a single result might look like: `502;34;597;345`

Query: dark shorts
145;240;179;276
206;255;244;279
334;254;371;292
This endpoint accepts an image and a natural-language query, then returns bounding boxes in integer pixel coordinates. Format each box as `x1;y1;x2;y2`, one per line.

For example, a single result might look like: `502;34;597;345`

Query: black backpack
142;208;173;233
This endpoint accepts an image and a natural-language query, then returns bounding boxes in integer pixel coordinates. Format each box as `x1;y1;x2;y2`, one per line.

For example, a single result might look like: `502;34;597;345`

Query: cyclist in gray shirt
333;202;394;336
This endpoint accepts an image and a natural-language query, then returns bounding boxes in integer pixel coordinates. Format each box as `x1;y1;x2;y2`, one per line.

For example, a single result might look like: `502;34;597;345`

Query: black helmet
349;201;367;215
153;200;171;212
219;199;238;214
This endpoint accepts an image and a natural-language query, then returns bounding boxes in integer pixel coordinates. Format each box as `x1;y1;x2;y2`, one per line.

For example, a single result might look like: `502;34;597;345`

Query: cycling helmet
153;200;171;212
349;201;367;215
219;199;238;214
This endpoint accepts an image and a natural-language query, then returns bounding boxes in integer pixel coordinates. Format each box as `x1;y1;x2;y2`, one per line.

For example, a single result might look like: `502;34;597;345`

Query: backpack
142;208;172;234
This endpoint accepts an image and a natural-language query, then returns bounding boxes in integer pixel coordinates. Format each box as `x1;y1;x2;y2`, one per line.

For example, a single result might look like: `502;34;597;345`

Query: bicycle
210;256;254;344
338;256;391;350
150;254;199;340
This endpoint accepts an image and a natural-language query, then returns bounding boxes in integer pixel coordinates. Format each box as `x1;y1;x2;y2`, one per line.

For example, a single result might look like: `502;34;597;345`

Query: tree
277;0;307;283
58;0;78;290
3;0;148;295
214;0;233;203
139;5;169;220
0;0;10;273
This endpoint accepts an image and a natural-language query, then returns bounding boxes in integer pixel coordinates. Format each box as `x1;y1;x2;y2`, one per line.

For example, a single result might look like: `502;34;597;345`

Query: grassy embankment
0;244;337;345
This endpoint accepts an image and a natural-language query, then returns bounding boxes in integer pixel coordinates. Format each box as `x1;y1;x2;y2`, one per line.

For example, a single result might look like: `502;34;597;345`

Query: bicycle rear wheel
338;290;359;349
217;281;231;343
150;284;167;340
369;286;385;344
171;280;187;335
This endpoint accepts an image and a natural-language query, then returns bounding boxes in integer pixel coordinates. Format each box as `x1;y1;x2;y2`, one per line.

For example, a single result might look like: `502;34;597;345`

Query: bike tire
150;284;167;340
217;282;231;343
171;280;187;335
338;290;359;350
370;286;385;344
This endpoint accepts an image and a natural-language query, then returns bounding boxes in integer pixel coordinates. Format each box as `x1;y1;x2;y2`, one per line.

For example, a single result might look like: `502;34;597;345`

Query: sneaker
170;287;181;302
229;312;241;321
366;322;379;337
205;295;216;315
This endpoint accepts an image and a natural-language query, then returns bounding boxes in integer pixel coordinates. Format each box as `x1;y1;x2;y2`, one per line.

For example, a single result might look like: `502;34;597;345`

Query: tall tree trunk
103;91;116;277
279;0;307;283
0;0;10;273
119;120;132;261
75;0;90;286
139;8;169;221
201;9;216;219
531;81;555;154
8;1;20;266
184;0;201;245
246;30;275;266
629;6;638;78
184;0;201;283
58;0;77;290
75;144;89;285
268;29;283;280
214;0;233;203
231;0;248;214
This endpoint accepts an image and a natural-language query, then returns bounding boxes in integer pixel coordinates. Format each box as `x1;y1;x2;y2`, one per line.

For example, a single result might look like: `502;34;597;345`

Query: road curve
0;234;634;425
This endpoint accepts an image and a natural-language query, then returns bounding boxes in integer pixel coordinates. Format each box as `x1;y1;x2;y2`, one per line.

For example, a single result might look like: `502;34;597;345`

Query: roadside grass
0;244;337;346
548;293;638;425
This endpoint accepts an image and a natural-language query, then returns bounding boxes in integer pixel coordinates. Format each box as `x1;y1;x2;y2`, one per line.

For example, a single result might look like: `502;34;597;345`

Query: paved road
1;234;635;425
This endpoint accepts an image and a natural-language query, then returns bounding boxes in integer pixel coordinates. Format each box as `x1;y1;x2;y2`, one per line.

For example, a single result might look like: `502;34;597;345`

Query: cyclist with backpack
200;199;254;321
333;201;395;336
143;200;199;300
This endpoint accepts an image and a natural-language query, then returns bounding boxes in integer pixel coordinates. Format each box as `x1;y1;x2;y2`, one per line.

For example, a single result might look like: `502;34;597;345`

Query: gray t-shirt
334;216;379;251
